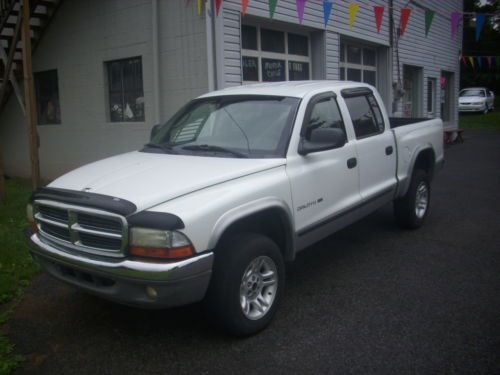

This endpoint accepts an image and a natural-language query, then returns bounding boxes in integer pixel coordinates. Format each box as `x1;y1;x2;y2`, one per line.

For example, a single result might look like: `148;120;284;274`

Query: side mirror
150;124;161;141
298;128;347;155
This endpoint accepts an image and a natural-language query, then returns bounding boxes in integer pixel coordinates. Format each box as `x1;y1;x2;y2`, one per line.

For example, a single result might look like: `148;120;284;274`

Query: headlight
129;227;194;260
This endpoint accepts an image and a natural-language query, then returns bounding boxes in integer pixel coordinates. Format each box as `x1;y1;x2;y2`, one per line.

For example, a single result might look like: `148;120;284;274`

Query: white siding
0;0;208;179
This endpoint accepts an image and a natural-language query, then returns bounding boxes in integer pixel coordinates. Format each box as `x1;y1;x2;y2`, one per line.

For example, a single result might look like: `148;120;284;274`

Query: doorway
403;65;423;117
440;71;454;124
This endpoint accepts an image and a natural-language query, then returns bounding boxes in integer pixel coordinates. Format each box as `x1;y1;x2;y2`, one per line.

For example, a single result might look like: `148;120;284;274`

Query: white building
0;0;462;180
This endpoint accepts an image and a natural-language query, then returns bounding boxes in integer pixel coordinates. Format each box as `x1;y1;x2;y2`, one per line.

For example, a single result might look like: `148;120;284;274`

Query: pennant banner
468;56;475;69
296;0;306;24
425;10;435;37
461;56;467;66
487;56;493;69
197;0;203;16
349;3;360;29
477;56;482;69
323;0;333;28
475;13;486;42
269;0;278;19
374;6;384;33
215;0;222;16
451;12;462;39
400;8;411;36
242;0;249;16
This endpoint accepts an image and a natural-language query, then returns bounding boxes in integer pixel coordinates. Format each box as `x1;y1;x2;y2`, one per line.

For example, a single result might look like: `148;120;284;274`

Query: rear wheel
204;233;285;336
394;169;430;229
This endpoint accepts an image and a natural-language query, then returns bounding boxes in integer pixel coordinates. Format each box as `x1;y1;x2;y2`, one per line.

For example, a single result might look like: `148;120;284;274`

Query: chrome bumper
29;233;214;308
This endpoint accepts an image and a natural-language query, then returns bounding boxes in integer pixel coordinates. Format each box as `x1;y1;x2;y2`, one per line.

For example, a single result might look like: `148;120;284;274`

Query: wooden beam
0;44;25;114
0;141;5;204
21;0;40;190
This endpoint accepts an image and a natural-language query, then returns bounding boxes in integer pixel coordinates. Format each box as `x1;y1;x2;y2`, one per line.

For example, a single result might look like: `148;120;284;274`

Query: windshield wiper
182;144;248;158
143;143;177;154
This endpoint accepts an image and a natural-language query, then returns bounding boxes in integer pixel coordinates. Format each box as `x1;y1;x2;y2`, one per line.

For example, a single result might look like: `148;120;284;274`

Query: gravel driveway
7;129;500;374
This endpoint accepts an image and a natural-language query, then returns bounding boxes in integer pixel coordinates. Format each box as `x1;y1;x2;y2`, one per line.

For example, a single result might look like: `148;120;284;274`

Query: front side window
305;97;346;139
106;57;144;122
34;70;61;125
241;25;310;83
146;96;300;158
345;94;384;138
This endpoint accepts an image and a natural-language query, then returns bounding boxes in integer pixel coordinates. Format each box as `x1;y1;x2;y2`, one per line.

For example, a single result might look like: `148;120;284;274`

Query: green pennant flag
269;0;278;19
425;10;435;37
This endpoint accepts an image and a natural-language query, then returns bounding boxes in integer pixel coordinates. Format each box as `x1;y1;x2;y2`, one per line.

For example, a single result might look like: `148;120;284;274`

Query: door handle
347;157;357;169
385;146;393;155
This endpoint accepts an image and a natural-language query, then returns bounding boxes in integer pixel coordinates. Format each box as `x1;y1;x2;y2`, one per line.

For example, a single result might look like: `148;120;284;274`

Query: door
286;93;361;239
343;92;397;200
403;65;423;117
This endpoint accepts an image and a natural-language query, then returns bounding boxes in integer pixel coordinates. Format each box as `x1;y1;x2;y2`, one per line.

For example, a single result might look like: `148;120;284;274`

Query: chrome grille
34;200;128;258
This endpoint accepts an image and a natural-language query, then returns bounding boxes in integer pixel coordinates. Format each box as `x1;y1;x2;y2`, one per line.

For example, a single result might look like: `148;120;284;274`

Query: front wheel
394;169;431;229
204;233;285;336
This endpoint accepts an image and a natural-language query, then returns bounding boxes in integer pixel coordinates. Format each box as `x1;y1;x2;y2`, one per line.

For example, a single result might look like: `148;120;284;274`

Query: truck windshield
143;95;300;158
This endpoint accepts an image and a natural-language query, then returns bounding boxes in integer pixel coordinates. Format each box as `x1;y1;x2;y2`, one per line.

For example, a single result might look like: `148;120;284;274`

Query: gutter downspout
206;0;216;90
152;0;161;123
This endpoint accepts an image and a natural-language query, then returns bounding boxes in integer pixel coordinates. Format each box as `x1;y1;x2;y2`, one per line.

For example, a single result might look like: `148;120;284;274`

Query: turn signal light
129;245;194;260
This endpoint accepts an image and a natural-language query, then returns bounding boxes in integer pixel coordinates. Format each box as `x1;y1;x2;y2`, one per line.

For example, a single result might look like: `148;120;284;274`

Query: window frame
427;78;436;117
34;69;61;126
339;42;377;87
241;25;312;84
105;56;145;123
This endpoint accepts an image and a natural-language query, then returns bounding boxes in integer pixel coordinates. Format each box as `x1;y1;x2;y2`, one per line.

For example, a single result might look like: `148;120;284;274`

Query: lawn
0;179;38;375
459;97;500;130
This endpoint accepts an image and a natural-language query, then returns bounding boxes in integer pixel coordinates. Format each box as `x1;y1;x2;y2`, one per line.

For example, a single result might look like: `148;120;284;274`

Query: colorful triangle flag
323;0;333;28
399;8;411;36
242;0;249;15
468;56;475;69
461;56;467;67
197;0;203;15
215;0;222;15
477;56;482;69
487;56;493;69
475;14;486;41
296;0;306;24
374;6;384;33
425;10;435;37
269;0;278;19
451;12;462;39
349;3;360;29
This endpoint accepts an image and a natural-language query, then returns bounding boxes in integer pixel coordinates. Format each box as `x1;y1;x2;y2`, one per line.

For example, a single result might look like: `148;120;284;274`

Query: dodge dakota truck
27;81;444;335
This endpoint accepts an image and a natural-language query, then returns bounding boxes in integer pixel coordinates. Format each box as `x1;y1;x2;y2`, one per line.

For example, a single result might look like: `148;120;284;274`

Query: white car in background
459;88;495;114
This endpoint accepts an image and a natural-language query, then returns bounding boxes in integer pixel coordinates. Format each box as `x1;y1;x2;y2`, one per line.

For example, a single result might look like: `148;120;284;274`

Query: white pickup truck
27;81;444;335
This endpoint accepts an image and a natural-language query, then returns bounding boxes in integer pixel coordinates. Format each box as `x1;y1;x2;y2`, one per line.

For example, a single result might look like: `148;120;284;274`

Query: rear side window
344;94;384;139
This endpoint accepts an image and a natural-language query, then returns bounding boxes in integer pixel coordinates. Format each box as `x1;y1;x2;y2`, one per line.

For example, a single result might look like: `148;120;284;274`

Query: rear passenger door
342;89;397;201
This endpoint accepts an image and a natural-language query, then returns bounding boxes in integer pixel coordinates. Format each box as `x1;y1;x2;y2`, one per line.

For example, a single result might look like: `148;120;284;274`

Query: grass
459;97;500;130
0;179;38;375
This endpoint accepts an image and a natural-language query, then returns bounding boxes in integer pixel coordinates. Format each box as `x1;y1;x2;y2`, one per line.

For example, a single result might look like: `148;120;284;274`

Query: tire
394;169;431;229
204;233;285;336
483;104;489;114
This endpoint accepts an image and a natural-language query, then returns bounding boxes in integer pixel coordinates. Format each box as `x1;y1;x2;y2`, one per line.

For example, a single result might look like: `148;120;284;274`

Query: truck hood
49;151;285;212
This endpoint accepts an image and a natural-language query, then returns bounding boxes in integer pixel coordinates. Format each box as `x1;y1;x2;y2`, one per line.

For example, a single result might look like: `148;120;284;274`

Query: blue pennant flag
323;0;333;28
475;13;486;41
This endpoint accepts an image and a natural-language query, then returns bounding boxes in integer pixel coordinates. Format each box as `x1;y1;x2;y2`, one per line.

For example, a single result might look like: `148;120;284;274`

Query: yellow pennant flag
349;3;360;28
468;56;475;68
197;0;203;15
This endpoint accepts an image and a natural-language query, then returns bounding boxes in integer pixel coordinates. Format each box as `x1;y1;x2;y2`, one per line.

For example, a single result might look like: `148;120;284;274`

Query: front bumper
28;232;214;308
459;104;485;112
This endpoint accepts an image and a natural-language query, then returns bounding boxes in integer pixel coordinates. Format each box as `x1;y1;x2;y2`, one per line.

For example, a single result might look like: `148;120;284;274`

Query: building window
106;57;144;122
339;42;377;87
34;70;61;125
427;78;436;117
241;25;311;83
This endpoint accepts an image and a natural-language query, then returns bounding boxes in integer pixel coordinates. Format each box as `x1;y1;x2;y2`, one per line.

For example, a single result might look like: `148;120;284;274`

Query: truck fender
208;197;296;261
397;145;436;197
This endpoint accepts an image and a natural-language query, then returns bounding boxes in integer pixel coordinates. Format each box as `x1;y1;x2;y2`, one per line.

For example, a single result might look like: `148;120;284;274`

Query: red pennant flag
215;0;222;15
399;8;411;36
461;56;467;67
242;0;249;15
374;6;384;33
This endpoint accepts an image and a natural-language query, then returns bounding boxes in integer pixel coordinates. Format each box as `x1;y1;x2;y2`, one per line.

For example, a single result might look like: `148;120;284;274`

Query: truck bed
389;117;432;128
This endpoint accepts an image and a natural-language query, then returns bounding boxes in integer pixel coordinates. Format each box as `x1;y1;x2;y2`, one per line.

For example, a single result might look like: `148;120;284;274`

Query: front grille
34;200;127;257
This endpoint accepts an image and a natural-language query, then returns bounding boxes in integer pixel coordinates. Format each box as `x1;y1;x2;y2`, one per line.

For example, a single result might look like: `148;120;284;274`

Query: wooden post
0;142;5;204
21;0;40;190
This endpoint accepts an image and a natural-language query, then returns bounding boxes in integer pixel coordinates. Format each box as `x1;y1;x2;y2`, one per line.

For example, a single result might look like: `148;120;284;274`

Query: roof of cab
198;80;373;99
